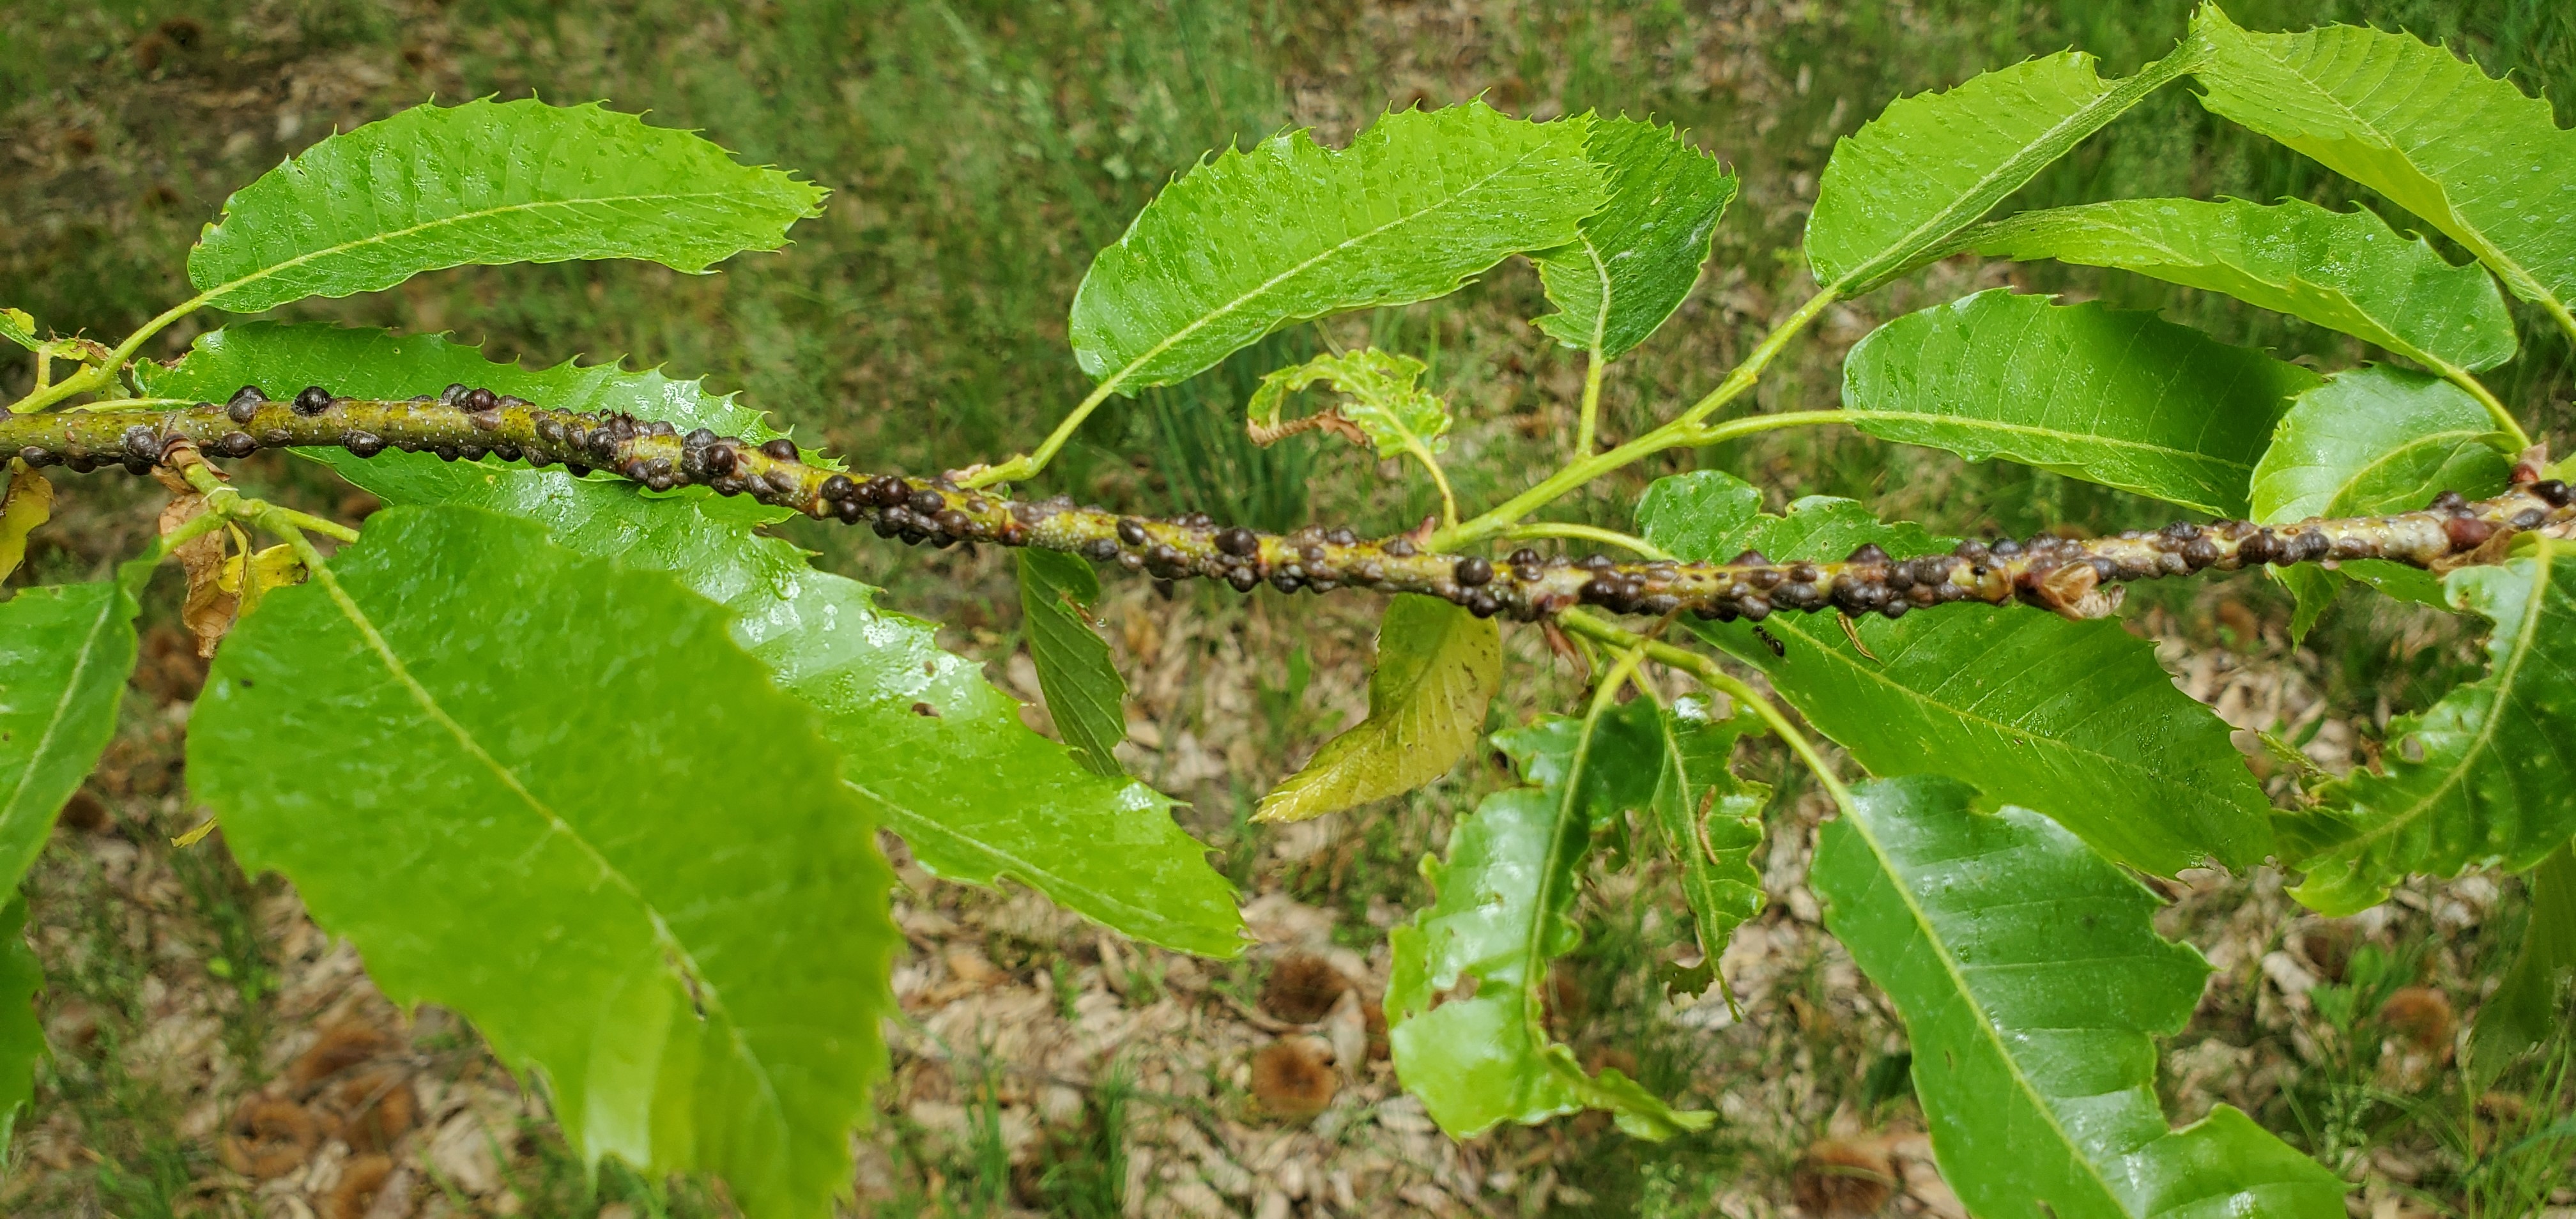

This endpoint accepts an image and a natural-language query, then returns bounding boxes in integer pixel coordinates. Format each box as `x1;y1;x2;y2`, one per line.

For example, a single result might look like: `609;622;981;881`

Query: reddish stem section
8;386;2571;622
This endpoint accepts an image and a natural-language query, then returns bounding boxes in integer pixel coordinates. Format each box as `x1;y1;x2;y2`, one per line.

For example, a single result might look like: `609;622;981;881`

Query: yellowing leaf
237;545;306;617
1256;595;1499;823
0;464;54;584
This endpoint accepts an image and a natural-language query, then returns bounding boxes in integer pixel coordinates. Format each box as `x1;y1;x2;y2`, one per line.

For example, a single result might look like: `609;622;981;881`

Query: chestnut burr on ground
9;385;2573;624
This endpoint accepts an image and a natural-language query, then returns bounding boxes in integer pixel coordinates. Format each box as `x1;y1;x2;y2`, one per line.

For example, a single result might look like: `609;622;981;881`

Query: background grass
4;1;2574;1215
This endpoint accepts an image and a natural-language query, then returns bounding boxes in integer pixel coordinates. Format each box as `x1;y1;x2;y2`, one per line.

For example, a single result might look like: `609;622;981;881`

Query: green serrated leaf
1639;470;2273;874
1841;289;2320;516
0;895;38;1147
1650;696;1767;970
1017;549;1126;777
1962;196;2517;374
1070;103;1602;392
1257;595;1498;824
144;325;1244;957
189;506;897;1219
1;562;148;897
1245;348;1452;459
186;99;825;314
1814;776;2348;1218
2472;842;2575;1078
2251;364;2514;623
2191;7;2576;337
2282;538;2576;916
1388;702;1712;1140
1805;48;2197;293
1530;117;1737;360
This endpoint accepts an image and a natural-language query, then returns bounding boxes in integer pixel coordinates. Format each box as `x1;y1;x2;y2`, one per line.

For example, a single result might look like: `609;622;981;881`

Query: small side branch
6;387;2571;626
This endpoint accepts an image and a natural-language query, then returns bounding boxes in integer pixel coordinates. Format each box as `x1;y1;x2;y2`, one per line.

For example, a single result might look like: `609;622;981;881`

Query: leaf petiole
1430;288;1838;549
1557;607;1856;818
2437;368;2533;452
1499;522;1671;559
1572;348;1607;456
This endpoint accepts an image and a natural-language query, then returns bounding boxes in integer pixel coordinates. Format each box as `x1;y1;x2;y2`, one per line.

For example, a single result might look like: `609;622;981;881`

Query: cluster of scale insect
9;387;2572;627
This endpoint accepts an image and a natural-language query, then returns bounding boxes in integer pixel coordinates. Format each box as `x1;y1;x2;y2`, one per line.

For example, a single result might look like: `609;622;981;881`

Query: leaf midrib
1836;50;2193;291
1859;410;2254;466
0;588;121;831
195;190;756;308
855;781;1222;953
1843;811;2133;1213
307;559;792;1126
1098;136;1574;388
2224;29;2559;312
2285;426;2498;520
1754;615;2241;863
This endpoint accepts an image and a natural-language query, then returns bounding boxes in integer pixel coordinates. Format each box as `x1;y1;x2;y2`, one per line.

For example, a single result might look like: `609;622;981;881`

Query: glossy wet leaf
1650;697;1767;969
188;99;824;314
2192;8;2576;332
1388;705;1712;1140
1245;349;1451;459
0;896;37;1146
1814;776;2348;1218
1962;196;2516;373
0;309;34;352
188;507;897;1219
1530;117;1737;360
1805;49;2196;293
1069;103;1602;391
2281;538;2576;916
0;560;147;896
1639;470;2273;874
1017;549;1126;777
2471;842;2576;1078
1257;595;1499;823
146;325;1244;957
2251;365;2513;624
1841;289;2320;516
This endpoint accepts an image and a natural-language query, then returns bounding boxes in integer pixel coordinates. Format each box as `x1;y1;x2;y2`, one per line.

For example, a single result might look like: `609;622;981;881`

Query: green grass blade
2191;6;2576;339
1388;703;1712;1140
2471;841;2576;1078
1017;548;1128;777
0;895;41;1147
1805;47;2196;294
142;324;1245;958
1069;103;1602;392
188;505;898;1219
1639;470;2274;875
1963;197;2518;374
1530;117;1737;360
1255;594;1499;823
2251;365;2515;621
187;99;824;314
1841;289;2321;516
2282;537;2576;916
1814;776;2348;1218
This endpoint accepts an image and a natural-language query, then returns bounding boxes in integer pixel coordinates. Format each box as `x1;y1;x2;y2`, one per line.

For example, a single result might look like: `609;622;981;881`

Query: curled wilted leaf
1245;348;1452;460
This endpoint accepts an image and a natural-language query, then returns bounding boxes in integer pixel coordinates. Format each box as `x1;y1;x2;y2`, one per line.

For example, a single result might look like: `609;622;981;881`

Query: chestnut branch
8;385;2572;624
